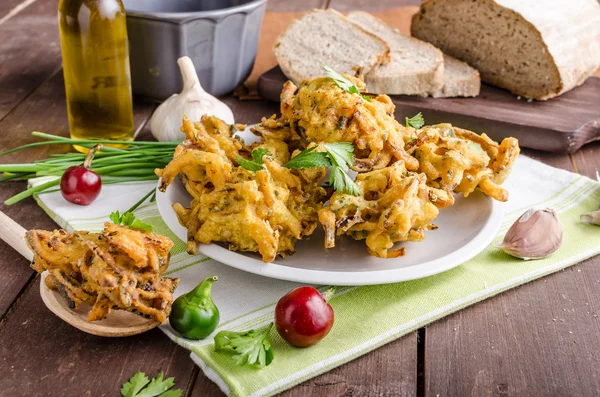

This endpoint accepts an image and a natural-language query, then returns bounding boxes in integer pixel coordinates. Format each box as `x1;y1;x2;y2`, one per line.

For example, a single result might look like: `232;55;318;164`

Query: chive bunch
0;132;177;205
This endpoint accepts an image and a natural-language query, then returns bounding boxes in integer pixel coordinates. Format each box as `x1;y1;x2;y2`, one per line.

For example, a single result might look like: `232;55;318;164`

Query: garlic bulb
150;56;234;142
497;208;563;260
581;207;600;225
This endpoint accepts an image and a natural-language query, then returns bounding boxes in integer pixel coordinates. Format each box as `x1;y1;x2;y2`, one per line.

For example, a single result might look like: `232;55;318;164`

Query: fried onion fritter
157;73;520;261
279;76;419;172
408;124;519;202
318;162;453;258
26;224;179;323
158;115;327;262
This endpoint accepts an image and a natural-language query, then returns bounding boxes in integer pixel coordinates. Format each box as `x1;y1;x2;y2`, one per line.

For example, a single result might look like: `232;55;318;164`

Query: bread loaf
411;0;600;100
347;11;444;95
432;55;480;98
274;9;390;84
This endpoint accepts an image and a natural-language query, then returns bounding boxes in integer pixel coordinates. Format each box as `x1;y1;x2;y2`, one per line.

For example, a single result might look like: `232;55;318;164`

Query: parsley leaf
405;112;425;129
282;142;360;196
236;149;273;172
136;373;178;397
323;143;360;196
121;372;150;397
323;142;354;171
214;323;275;368
283;146;331;169
322;64;371;101
235;156;263;172
251;148;271;165
109;211;153;232
109;210;122;225
121;372;182;397
330;165;360;196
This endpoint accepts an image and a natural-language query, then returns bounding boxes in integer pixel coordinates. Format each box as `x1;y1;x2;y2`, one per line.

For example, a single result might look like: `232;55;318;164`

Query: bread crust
412;0;600;100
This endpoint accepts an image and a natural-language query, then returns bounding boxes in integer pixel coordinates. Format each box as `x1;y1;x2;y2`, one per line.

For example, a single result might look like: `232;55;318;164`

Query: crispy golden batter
318;162;453;258
251;114;302;152
158;74;520;261
279;77;418;172
408;124;519;202
158;116;327;262
26;224;179;323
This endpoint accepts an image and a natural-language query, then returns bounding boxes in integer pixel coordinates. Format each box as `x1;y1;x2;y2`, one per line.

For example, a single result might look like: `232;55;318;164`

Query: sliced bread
411;0;600;100
432;55;480;98
347;11;444;96
273;9;390;84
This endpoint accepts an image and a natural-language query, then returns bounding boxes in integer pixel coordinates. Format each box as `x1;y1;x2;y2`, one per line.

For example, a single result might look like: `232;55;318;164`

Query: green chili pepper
169;276;219;340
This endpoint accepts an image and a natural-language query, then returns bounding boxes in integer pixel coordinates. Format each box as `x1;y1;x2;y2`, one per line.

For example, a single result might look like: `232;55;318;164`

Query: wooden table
1;0;600;396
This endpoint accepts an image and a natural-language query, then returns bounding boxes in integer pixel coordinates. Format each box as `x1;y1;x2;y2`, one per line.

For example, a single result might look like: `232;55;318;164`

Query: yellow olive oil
58;0;134;151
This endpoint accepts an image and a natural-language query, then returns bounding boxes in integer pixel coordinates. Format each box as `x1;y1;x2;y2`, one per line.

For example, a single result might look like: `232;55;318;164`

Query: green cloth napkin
32;156;600;397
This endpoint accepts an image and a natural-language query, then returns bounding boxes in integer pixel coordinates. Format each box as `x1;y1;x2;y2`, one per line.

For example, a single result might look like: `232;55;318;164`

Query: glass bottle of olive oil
58;0;134;151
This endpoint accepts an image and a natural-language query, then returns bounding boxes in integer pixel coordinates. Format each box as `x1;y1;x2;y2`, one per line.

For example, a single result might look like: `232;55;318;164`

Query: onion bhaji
279;76;419;172
157;73;520;261
26;224;179;323
157;115;327;262
406;123;520;202
318;162;454;258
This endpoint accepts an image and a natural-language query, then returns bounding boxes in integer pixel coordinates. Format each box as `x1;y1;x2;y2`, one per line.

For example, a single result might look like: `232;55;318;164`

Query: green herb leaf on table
121;372;150;397
236;149;273;172
135;373;178;397
110;210;153;232
120;371;182;397
322;64;371;101
405;112;425;129
214;323;275;368
283;146;331;169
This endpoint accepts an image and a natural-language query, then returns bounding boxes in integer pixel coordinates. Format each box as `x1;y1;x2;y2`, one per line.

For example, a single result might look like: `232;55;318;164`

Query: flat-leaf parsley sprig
284;142;360;196
235;148;272;172
323;142;360;196
109;211;153;232
281;146;330;169
322;64;371;101
120;371;182;397
109;188;155;232
405;112;425;129
214;323;275;368
235;144;360;196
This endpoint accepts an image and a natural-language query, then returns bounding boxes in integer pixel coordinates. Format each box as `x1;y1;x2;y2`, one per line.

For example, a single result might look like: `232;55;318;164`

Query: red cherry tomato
60;144;102;206
60;166;102;205
275;286;334;347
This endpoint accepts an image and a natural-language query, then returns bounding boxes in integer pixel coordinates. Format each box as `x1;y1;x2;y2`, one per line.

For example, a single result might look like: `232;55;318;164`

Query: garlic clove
581;207;600;225
496;208;563;260
150;56;235;142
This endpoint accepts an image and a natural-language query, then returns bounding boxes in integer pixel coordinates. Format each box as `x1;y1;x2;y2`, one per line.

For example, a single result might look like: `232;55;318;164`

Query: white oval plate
156;127;504;286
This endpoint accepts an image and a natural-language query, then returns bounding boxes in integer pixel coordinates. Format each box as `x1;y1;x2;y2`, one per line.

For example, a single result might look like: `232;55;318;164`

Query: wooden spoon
0;210;159;337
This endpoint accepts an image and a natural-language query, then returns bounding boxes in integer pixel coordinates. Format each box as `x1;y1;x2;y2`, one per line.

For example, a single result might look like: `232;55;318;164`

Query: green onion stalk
0;132;178;205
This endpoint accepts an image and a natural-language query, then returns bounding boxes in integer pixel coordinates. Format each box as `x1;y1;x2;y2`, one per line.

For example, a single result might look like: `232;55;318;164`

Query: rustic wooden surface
0;0;598;396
